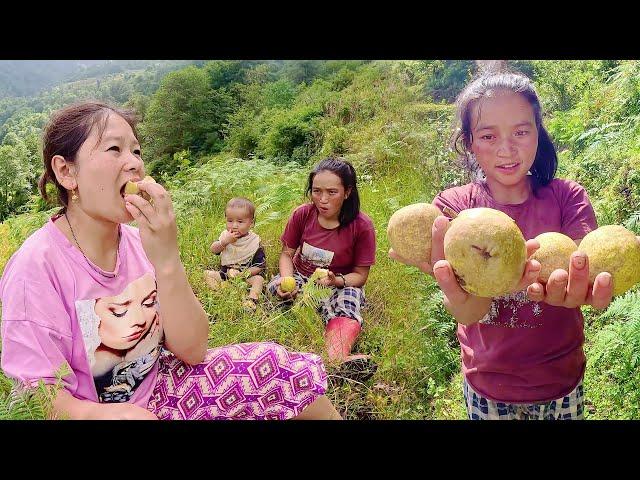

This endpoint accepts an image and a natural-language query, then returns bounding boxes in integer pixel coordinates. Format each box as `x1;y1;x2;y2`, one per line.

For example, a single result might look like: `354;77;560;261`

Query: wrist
450;296;491;325
154;256;184;277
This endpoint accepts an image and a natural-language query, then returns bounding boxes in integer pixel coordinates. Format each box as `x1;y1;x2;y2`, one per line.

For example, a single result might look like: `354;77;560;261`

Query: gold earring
71;189;78;202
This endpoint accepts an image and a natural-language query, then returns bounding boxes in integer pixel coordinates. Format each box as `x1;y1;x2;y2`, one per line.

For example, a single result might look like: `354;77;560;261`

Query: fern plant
0;363;71;420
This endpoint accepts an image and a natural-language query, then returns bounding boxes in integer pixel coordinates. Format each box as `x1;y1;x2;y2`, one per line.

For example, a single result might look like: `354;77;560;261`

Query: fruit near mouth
123;176;155;201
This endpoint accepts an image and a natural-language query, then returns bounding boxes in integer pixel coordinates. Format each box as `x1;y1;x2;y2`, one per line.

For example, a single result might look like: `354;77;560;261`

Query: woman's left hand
124;180;179;272
317;270;336;287
526;250;613;309
528;235;640;310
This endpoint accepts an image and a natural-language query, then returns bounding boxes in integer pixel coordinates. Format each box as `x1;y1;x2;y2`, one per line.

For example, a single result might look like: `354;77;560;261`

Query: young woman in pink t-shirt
268;158;377;380
0;101;341;420
391;63;618;419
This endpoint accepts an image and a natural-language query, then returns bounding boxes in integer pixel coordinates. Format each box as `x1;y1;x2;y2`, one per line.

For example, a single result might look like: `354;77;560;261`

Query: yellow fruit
444;208;526;298
314;268;329;279
387;203;442;264
280;276;297;293
578;225;640;296
124;176;155;201
531;232;577;283
124;181;140;195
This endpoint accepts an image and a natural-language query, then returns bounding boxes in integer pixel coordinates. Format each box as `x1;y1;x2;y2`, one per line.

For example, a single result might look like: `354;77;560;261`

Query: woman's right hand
86;402;159;420
275;277;299;300
389;215;541;325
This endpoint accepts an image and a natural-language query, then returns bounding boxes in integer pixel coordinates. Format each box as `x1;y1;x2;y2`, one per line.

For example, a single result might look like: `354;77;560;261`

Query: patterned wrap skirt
147;342;327;420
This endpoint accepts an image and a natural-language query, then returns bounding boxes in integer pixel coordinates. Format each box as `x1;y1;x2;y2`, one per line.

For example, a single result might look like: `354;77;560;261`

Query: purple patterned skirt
147;342;327;420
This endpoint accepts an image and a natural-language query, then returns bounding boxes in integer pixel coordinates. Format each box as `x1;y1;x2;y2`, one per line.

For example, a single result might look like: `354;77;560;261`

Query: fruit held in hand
444;208;527;298
531;232;577;283
314;268;329;279
578;225;640;296
280;276;297;293
387;203;442;264
124;181;140;195
124;176;155;201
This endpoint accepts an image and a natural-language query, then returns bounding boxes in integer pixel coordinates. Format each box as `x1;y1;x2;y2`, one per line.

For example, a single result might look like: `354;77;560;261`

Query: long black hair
451;61;558;193
306;157;360;227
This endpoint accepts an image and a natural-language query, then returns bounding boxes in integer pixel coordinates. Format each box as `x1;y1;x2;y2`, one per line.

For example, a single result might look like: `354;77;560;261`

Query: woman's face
311;170;350;221
73;113;145;224
94;274;159;351
469;91;539;188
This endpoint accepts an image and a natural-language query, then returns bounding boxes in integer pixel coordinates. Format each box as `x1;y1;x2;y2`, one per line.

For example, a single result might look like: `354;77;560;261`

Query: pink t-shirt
0;215;163;408
433;178;598;403
281;203;376;278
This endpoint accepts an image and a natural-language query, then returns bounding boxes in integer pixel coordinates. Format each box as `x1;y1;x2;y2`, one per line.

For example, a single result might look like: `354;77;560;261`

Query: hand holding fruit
526;226;640;309
124;176;180;272
276;275;299;300
388;204;541;325
316;269;334;287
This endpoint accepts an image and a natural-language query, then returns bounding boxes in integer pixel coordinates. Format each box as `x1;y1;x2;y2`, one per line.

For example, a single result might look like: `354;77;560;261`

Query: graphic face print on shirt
75;273;164;403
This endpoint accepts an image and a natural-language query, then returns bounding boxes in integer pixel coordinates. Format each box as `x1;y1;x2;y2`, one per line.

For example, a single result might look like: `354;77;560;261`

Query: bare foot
204;270;223;290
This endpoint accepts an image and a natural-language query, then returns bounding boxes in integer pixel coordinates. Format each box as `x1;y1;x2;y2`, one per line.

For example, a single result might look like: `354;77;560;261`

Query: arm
210;230;241;254
125;182;208;365
246;265;264;277
278;245;297;277
51;388;157;420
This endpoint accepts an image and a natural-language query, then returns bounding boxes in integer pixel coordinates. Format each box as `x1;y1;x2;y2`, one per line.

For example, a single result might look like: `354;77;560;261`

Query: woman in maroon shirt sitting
267;157;377;378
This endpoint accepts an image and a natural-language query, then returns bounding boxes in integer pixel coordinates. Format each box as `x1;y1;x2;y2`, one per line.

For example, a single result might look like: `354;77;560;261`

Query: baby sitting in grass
204;197;266;310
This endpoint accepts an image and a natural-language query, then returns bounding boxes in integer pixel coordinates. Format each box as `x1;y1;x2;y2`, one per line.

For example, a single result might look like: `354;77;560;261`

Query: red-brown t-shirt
281;203;376;277
433;178;598;403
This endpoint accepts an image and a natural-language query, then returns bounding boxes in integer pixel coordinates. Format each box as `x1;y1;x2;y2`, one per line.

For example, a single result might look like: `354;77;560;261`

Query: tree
0;143;33;220
140;66;234;175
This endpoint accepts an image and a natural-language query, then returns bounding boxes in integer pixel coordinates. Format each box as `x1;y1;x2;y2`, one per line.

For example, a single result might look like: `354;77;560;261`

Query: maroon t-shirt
281;203;376;277
433;178;598;403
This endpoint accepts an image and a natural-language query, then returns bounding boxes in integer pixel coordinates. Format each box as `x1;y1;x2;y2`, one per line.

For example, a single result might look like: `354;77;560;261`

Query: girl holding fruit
390;62;616;419
268;157;377;379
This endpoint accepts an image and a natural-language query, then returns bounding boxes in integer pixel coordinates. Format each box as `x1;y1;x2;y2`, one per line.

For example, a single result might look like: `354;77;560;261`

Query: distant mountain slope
0;61;105;98
0;60;197;99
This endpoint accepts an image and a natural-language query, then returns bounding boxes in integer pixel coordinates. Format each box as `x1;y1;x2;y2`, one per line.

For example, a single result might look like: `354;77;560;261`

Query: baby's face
225;206;253;236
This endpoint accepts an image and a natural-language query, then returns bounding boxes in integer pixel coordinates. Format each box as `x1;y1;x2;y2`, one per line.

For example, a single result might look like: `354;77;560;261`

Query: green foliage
0;143;36;220
141;66;235;175
423;60;475;102
0;361;71;420
585;291;640;418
